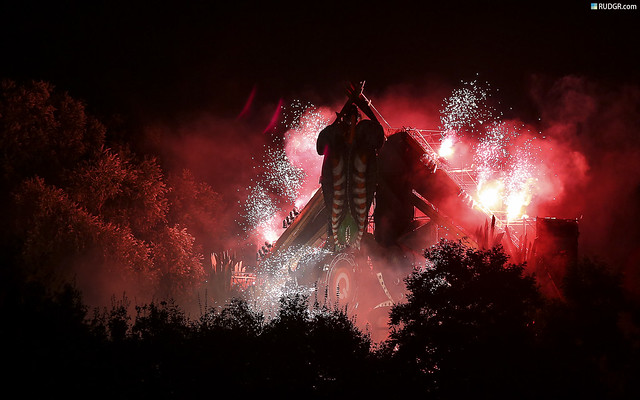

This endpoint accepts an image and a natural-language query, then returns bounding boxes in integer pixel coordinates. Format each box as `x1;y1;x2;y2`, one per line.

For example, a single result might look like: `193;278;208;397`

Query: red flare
236;85;257;120
263;98;283;134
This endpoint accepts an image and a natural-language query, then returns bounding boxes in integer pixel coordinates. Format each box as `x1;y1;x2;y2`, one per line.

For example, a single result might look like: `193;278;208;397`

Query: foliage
386;239;542;398
131;299;189;343
1;80;224;304
2;236;639;398
0;80;105;186
251;293;373;396
166;168;226;251
35;292;373;397
67;148;170;238
209;296;264;335
13;176;153;285
151;225;205;299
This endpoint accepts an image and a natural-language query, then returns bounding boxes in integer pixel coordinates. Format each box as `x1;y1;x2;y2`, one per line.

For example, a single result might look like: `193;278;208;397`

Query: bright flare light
438;79;546;224
262;225;279;244
505;179;535;221
439;135;455;158
506;191;527;221
477;180;503;209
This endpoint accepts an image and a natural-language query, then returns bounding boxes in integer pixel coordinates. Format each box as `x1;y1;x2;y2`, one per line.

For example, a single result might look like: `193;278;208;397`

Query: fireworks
438;133;456;158
283;100;332;207
239;144;305;244
238;100;332;303
240;183;279;241
281;99;331;146
477;180;503;209
238;81;555;317
262;146;306;202
252;244;331;318
240;100;330;243
439;79;499;136
236;100;339;316
439;79;542;222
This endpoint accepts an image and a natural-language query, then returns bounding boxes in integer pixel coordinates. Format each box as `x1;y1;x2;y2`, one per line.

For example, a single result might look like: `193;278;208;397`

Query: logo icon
591;3;598;9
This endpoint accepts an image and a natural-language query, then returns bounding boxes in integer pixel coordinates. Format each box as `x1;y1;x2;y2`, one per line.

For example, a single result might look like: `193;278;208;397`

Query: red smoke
140;76;640;311
529;75;640;294
373;77;639;276
142;96;278;253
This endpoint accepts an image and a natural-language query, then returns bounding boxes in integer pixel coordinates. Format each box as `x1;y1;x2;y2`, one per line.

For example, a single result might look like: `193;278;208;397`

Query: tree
257;293;374;396
385;239;542;398
166;168;226;251
152;225;205;300
13;176;153;290
67;147;170;239
210;297;264;335
0;80;105;187
306;301;374;395
2;81;218;305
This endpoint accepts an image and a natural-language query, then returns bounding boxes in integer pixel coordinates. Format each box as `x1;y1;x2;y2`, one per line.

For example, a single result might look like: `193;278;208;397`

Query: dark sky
1;1;638;126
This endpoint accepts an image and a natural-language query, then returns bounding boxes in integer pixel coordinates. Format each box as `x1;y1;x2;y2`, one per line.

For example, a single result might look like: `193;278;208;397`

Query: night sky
1;1;638;126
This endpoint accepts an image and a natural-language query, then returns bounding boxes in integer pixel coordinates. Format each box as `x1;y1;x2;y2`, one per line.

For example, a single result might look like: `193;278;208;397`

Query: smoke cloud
134;75;639;317
372;77;638;276
529;75;640;292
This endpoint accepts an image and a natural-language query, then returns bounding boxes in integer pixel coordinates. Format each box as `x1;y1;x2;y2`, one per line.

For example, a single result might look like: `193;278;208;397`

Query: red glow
140;77;640;320
237;85;257;119
263;98;283;134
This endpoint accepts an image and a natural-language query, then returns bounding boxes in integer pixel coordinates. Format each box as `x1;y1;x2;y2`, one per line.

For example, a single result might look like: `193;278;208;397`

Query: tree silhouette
255;293;375;396
385;239;542;398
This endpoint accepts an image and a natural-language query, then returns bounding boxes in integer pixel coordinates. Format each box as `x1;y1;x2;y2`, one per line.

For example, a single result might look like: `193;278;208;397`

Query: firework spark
238;100;331;266
236;101;337;316
252;244;331;318
438;133;456;158
240;184;279;237
282;100;332;207
439;79;543;222
439;79;498;135
239;145;304;244
261;146;306;202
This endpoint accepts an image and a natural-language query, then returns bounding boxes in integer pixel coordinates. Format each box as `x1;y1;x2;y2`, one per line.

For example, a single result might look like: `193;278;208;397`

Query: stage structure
240;82;578;337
